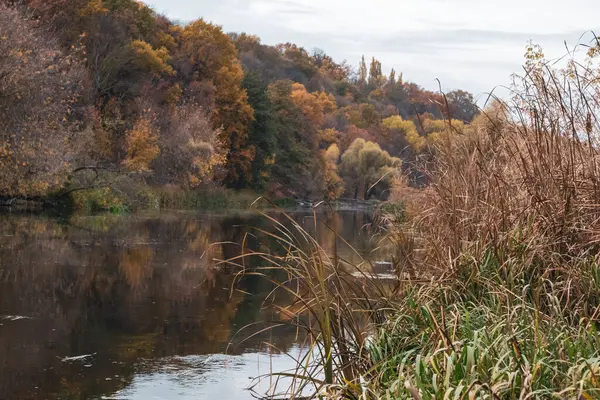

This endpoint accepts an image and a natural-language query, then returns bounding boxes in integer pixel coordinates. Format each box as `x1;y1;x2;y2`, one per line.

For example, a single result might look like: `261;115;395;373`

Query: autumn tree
130;40;174;77
312;48;351;82
403;82;444;118
358;55;368;85
153;104;225;187
122;117;160;173
389;68;397;86
323;144;344;200
0;0;481;201
275;43;318;85
290;83;337;126
320;128;342;149
267;80;325;198
385;73;407;107
421;117;465;147
32;0;171;99
22;0;87;44
342;103;381;130
339;125;373;152
446;90;479;122
0;4;89;197
339;139;400;200
382;115;425;153
232;34;332;88
368;57;384;87
26;0;181;176
179;19;255;186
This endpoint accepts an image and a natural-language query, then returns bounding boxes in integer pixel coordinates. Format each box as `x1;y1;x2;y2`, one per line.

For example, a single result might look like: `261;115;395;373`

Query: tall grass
411;45;600;310
232;43;600;399
222;204;403;398
377;45;600;398
372;45;600;398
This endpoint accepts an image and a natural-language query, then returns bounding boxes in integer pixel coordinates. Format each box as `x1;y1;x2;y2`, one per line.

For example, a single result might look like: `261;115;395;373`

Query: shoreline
0;189;386;215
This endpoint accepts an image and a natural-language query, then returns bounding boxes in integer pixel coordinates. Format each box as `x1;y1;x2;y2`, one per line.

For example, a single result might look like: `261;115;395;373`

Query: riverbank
70;186;281;213
0;184;387;214
251;59;600;398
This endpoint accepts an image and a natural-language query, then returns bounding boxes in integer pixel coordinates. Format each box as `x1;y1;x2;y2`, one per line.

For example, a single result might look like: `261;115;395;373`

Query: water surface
0;210;388;400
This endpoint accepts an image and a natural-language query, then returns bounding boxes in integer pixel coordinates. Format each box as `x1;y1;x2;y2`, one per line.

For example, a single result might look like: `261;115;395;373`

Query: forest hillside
0;0;478;208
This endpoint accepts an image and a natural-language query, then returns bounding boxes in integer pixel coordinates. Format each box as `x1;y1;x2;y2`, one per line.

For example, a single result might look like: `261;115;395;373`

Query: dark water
0;210;389;400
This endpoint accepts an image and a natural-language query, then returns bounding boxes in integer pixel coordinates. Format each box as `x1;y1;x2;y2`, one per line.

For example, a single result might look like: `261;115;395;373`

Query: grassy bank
49;182;381;213
66;184;297;213
239;48;600;399
1;184;385;214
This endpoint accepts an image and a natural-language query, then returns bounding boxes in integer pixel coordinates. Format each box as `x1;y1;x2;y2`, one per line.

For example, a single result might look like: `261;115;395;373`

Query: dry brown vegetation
412;44;600;298
0;4;89;197
242;42;600;399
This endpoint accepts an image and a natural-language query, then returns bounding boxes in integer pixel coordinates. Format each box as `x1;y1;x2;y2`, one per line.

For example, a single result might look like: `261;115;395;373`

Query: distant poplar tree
368;57;383;86
358;55;368;85
389;68;396;85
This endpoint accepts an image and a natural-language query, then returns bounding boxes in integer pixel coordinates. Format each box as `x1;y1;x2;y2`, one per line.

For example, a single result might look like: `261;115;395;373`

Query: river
0;209;390;400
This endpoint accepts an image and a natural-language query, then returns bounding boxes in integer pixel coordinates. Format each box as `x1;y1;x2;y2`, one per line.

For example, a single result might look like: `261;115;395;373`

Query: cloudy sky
143;0;600;100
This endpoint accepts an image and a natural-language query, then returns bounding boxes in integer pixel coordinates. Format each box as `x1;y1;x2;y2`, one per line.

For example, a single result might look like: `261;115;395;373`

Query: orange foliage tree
290;83;337;126
122;117;160;173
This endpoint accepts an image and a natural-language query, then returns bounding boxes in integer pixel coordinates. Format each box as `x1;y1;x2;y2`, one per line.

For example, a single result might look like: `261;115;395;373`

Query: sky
143;0;600;101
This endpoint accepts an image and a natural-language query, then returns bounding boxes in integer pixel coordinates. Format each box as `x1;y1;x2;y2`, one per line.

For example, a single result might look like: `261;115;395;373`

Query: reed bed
230;43;600;399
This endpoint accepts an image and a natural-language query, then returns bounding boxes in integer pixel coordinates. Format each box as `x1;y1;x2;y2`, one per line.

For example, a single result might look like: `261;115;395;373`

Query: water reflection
0;210;387;400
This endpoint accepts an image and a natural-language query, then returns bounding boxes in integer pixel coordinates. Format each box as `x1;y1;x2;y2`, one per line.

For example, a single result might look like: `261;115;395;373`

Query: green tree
421;117;465;148
339;139;400;200
243;71;277;190
267;80;325;198
446;90;479;122
389;68;396;85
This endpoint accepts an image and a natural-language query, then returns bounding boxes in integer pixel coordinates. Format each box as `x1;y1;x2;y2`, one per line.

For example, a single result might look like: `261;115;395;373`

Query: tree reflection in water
0;210;387;400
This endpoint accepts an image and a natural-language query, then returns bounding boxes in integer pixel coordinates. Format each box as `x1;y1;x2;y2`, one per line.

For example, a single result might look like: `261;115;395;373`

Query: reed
222;203;403;398
231;43;600;399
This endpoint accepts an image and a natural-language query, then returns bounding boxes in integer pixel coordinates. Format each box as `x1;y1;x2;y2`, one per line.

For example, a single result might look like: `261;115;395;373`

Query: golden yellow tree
382;115;425;152
130;40;175;77
323;144;344;200
422;118;465;147
122;118;160;173
180;20;255;185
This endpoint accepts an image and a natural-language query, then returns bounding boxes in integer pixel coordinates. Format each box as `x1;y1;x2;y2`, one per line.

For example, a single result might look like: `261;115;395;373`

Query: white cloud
143;0;600;97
